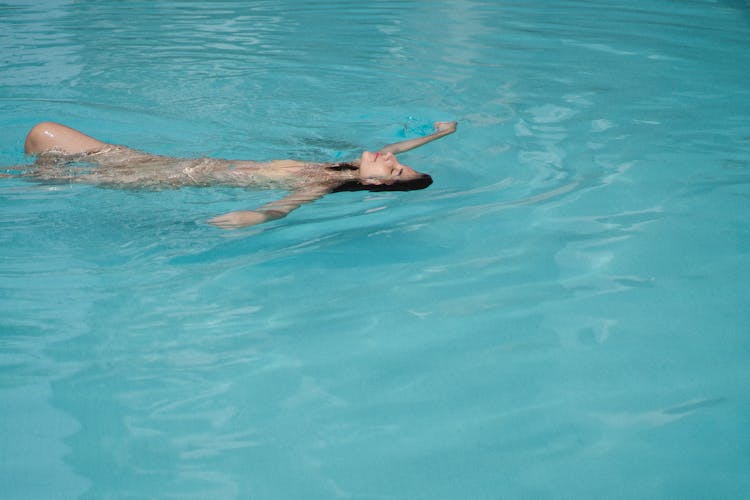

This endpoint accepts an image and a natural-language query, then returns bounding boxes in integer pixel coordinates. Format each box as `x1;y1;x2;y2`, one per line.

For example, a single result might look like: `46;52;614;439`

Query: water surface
1;1;749;498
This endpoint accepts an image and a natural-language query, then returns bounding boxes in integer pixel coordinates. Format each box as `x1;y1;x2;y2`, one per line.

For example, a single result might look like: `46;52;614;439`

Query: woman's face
358;151;423;185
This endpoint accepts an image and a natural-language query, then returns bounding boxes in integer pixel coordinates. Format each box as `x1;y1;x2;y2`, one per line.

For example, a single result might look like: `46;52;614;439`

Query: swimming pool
1;0;749;498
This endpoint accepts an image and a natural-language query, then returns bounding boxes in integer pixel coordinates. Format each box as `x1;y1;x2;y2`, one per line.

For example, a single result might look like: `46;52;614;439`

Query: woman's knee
25;122;60;154
24;122;108;155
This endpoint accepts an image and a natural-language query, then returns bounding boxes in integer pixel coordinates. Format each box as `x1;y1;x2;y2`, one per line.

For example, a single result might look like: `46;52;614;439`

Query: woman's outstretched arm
208;185;332;229
377;121;457;155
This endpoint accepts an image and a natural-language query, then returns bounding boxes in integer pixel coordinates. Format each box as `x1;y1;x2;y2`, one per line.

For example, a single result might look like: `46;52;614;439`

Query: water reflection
0;0;83;88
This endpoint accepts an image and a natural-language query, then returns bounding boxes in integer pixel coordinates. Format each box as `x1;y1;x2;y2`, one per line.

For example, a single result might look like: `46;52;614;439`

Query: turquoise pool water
2;1;749;498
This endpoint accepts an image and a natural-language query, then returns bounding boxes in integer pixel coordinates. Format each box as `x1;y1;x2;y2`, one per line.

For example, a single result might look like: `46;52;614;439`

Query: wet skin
14;120;457;228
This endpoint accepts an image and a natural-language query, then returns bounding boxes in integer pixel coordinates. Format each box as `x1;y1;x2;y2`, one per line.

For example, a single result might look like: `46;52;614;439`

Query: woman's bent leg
24;122;112;155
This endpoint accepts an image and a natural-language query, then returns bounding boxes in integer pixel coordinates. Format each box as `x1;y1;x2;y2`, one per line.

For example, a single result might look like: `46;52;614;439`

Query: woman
18;120;457;228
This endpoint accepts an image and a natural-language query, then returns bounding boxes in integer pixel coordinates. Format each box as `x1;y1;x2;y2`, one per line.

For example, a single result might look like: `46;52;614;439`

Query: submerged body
12;121;457;228
30;148;353;191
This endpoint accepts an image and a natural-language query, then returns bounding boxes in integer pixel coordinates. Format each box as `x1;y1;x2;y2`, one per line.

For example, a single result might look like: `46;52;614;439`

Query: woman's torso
31;147;352;191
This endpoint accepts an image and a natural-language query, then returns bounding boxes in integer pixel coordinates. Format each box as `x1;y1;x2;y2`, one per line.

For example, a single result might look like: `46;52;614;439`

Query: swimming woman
15;120;457;228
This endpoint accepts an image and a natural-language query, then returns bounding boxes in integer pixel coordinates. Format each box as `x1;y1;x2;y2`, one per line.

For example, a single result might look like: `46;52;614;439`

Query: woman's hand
434;121;457;134
208;210;269;229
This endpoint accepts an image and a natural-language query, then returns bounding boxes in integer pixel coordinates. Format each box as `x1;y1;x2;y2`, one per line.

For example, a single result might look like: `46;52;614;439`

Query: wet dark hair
327;162;433;193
